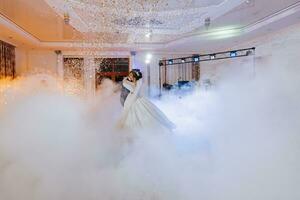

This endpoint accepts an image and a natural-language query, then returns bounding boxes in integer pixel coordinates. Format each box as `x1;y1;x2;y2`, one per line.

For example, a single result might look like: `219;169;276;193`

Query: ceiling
0;0;83;41
0;0;300;52
44;0;233;36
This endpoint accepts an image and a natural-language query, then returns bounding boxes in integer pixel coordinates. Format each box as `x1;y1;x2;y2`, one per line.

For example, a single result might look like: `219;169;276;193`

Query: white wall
200;22;300;87
26;50;57;74
14;48;58;76
0;37;29;76
0;35;58;77
137;21;300;96
15;47;28;76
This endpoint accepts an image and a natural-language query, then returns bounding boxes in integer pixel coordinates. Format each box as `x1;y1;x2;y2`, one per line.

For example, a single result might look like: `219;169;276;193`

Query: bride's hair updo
130;69;143;80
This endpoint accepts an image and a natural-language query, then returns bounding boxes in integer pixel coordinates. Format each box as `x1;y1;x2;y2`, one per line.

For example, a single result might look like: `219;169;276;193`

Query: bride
118;70;175;132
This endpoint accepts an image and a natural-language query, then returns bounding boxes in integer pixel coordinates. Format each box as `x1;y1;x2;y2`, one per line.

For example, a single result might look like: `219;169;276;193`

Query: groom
120;69;141;107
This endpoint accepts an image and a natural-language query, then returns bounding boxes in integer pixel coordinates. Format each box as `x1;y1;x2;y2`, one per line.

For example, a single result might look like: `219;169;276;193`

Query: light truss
159;47;256;66
158;47;256;96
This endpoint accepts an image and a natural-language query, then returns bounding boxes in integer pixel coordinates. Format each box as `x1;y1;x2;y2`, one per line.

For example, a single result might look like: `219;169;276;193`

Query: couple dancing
118;69;175;132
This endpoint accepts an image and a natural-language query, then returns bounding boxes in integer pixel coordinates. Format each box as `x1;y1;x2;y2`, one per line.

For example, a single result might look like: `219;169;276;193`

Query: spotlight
246;50;252;56
181;58;186;63
146;53;152;60
230;51;237;57
145;53;152;64
193;56;200;62
64;12;70;25
168;60;173;65
145;31;152;38
159;61;164;66
210;54;216;59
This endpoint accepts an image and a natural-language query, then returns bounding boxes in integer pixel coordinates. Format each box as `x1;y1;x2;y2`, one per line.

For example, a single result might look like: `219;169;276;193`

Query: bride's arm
123;78;136;92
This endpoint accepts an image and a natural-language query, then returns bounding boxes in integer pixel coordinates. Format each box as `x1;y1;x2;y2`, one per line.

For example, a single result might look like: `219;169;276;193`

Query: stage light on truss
246;50;253;56
159;61;164;66
181;58;186;63
246;47;256;56
210;54;216;60
168;60;173;65
230;51;237;57
145;59;151;64
193;56;200;62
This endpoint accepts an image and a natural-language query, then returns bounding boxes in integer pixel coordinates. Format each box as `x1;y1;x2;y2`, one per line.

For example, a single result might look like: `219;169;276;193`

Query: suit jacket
120;78;131;107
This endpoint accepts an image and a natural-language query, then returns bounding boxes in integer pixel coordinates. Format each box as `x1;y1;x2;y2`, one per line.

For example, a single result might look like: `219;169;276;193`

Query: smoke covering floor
0;68;299;200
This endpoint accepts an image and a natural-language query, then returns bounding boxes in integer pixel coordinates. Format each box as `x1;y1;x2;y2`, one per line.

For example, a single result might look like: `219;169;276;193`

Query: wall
13;48;58;76
136;21;300;97
26;50;57;74
134;52;194;97
0;36;57;77
200;22;300;87
11;21;300;97
15;47;28;75
0;36;29;76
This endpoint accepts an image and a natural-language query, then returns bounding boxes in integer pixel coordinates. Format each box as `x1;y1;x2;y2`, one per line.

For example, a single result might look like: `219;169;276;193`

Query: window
0;40;15;79
95;58;129;88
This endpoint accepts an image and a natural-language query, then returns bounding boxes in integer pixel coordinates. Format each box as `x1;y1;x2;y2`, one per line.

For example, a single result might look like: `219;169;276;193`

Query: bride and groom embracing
118;69;175;132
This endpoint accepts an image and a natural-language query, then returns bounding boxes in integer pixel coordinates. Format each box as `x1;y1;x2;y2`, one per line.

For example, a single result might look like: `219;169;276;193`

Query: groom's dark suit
120;78;131;107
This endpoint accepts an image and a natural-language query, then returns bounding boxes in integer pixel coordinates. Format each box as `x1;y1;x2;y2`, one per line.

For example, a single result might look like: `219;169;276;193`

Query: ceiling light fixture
64;12;70;25
145;30;153;38
205;17;211;29
146;53;152;60
145;32;152;38
145;53;152;64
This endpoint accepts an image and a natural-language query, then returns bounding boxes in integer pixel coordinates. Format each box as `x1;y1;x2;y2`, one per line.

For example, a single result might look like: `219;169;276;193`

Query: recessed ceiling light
145;32;152;38
146;53;152;60
64;12;70;25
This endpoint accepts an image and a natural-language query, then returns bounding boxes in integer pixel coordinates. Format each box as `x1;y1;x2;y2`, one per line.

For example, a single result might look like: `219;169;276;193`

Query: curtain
0;40;16;79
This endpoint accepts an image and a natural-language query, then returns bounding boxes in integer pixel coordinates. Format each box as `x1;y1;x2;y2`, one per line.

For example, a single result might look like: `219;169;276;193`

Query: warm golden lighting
0;73;87;109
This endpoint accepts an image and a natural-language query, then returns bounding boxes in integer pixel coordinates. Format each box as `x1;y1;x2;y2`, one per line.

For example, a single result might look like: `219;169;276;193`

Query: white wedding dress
119;78;175;132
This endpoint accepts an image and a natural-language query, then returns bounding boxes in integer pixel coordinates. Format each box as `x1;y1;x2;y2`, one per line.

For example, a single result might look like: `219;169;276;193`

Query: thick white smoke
0;62;299;200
